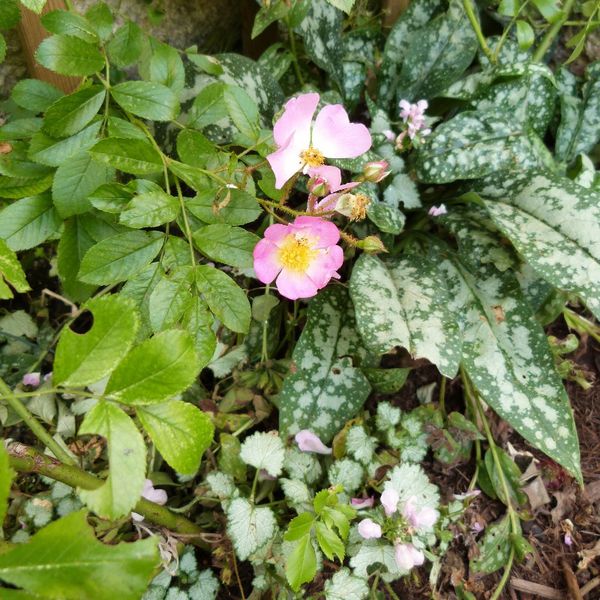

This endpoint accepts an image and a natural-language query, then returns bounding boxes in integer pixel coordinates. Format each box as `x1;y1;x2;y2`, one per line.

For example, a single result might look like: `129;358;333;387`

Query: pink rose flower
267;93;372;189
394;542;425;570
253;216;344;300
402;497;438;530
351;496;375;509
22;372;41;387
310;165;360;210
294;430;332;454
132;479;168;522
381;488;400;517
357;518;382;540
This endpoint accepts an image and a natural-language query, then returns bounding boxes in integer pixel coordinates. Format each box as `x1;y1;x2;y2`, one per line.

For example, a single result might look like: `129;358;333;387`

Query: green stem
250;468;260;503
492;0;532;62
0;378;76;466
463;0;495;63
261;284;271;363
286;17;305;85
533;0;577;61
383;580;401;600
8;443;207;547
490;548;515;600
438;377;447;416
173;176;196;267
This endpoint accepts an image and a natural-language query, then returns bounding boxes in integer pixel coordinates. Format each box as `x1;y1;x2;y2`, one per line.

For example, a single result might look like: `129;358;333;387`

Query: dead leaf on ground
578;539;600;571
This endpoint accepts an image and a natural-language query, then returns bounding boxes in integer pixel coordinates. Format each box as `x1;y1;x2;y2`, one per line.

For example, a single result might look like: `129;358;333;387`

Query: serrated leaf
239;431;285;477
30;122;102;167
0;194;61;251
193;224;258;268
20;0;46;13
350;253;460;378
477;170;600;320
0;239;29;300
395;0;478;101
324;567;369;600
43;86;105;138
120;189;179;228
148;267;194;333
349;542;402;579
41;10;98;43
415;110;537;183
383;463;440;509
138;400;214;475
226;498;277;560
79;402;146;519
35;34;103;76
0;511;158;599
286;534;317;592
195;265;251;333
279;287;371;442
315;522;344;562
176;129;216;167
11;79;63;113
148;43;185;95
85;2;114;41
89;138;163;176
187;186;261;226
78;230;163;285
181;296;216;369
52;151;114;218
111;81;179;122
107;21;143;68
105;329;201;405
284;513;315;541
223;85;261;140
53;295;139;386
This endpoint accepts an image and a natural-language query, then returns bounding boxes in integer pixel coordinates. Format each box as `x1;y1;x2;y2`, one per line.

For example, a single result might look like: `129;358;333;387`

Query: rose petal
294;216;340;248
276;269;319;300
253;239;282;283
312;104;372;159
307;165;343;192
266;134;304;189
305;247;343;289
273;92;319;149
294;430;332;454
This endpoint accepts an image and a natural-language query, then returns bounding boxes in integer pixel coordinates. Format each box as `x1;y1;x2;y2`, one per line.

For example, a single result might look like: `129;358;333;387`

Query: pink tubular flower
253;216;344;300
399;99;431;139
428;204;447;217
294;430;332;454
402;497;438;530
22;372;41;387
381;488;400;517
267;93;372;189
358;518;382;540
132;479;168;522
394;543;425;570
351;496;375;509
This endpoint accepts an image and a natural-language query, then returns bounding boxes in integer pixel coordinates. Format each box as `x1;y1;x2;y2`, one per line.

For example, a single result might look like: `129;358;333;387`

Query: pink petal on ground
267;135;304;189
305;247;344;288
273;92;319;149
307;165;343;192
253;239;282;283
295;430;332;454
294;216;340;247
276;268;319;300
22;372;41;387
312;104;372;158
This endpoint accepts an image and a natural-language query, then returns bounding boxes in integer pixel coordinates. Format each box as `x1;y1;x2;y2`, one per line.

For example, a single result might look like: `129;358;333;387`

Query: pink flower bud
356;235;387;254
357;518;382;540
294;430;332;454
351;496;375;509
381;488;399;516
307;175;330;197
22;372;41;387
428;204;447;217
363;160;390;183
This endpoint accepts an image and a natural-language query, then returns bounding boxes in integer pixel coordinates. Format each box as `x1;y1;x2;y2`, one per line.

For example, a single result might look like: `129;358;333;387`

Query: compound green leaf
193;224;258;268
79;403;146;519
0;239;29;300
181;296;216;369
41;10;98;43
187;186;261;226
111;81;179;122
279;287;371;442
35;34;103;76
137;400;214;475
350;253;461;378
53;294;139;386
105;329;201;405
286;533;317;592
78;230;163;285
43;85;105;138
0;511;158;599
11;79;63;113
148;266;194;332
148;43;185;95
89;138;163;176
119;189;179;229
106;21;143;68
29;122;102;167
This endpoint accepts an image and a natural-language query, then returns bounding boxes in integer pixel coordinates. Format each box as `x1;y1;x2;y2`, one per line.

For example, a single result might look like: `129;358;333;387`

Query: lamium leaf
239;431;285;477
79;402;146;519
226;498;277;560
35;34;103;76
324;567;369;600
350;253;461;378
279;287;371;442
53;295;140;387
0;511;158;599
476;170;600;321
137;400;214;475
104;329;201;405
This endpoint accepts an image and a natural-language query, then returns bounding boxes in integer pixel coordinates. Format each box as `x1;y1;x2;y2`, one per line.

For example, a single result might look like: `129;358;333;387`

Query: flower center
300;147;325;168
278;234;318;272
349;194;371;221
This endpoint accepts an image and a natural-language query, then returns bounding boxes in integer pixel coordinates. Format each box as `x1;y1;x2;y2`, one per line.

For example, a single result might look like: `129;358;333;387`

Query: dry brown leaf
578;539;600;571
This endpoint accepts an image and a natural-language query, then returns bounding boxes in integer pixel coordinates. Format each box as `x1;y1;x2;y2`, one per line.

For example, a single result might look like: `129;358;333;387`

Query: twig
510;578;563;599
562;558;583;600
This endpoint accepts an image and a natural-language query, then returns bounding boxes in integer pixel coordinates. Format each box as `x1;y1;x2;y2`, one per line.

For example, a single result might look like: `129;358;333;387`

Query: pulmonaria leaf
0;511;158;600
350;253;461;378
279;287;371;442
476;170;600;321
226;498;277;561
78;402;146;519
240;431;285;478
470;515;512;574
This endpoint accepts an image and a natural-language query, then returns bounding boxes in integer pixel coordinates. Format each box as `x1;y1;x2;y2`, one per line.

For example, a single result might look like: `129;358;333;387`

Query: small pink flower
22;372;41;387
351;497;375;509
564;533;573;546
399;99;430;140
402;497;438;530
294;430;332;454
428;204;447;217
382;129;395;142
357;518;382;540
132;479;168;522
381;488;400;516
394;542;424;570
471;522;484;534
267;93;372;189
253;216;344;300
363;161;391;183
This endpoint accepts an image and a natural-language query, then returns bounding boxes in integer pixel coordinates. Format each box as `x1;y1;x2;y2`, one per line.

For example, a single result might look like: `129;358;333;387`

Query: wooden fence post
17;0;80;93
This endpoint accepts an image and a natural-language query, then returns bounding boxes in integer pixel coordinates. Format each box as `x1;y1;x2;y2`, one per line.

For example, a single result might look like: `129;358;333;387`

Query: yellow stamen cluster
349;194;371;221
300;146;325;168
278;234;317;272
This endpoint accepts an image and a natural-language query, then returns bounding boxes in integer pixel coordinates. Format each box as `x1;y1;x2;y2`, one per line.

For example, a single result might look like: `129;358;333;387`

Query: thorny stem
462;0;495;63
8;443;207;547
0;378;76;466
533;0;577;61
